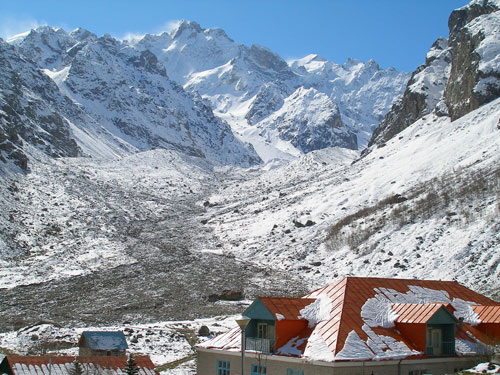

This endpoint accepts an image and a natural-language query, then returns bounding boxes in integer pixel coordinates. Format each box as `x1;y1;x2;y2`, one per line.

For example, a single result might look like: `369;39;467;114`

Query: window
408;370;427;375
251;364;266;375
257;323;268;339
286;369;304;375
216;360;230;375
426;327;442;356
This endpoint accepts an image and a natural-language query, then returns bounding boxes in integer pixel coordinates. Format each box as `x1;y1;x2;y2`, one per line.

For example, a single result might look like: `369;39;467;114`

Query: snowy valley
1;0;500;374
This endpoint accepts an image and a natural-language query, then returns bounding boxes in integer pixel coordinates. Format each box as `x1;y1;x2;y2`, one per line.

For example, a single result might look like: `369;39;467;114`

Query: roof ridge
331;277;350;357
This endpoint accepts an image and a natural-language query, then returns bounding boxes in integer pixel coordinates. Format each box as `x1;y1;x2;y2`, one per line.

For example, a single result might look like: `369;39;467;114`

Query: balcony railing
246;337;275;353
426;341;455;356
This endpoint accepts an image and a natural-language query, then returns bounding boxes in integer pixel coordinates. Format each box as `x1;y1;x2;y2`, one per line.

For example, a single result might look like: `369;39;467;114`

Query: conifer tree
68;359;83;375
122;355;139;375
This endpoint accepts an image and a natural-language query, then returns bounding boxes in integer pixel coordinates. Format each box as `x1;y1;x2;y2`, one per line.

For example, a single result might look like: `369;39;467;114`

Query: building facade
197;277;500;375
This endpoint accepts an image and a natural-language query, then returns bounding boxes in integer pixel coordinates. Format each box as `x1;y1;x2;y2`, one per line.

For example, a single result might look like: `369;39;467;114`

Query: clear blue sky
0;0;470;72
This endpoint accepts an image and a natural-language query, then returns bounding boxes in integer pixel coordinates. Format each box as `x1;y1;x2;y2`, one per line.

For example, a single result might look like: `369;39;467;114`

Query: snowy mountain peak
246;44;292;75
1;20;409;167
170;20;203;39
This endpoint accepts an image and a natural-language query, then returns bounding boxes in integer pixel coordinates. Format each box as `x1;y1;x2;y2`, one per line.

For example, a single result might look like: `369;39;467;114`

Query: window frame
257;323;268;339
216;359;230;375
251;364;266;375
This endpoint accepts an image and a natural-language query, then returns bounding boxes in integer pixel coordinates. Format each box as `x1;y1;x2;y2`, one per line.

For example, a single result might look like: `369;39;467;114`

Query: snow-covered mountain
2;26;261;170
0;2;499;360
1;21;408;170
130;21;409;161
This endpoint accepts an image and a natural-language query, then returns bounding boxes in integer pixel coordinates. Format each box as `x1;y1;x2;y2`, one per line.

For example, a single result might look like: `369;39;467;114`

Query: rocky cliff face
369;0;500;148
369;38;451;147
445;0;500;120
0;40;81;172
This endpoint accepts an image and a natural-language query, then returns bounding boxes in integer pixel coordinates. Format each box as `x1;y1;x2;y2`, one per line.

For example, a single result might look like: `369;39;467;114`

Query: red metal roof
259;297;316;321
2;355;157;375
392;303;455;324
199;327;242;351
303;277;499;360
473;305;500;323
199;277;500;362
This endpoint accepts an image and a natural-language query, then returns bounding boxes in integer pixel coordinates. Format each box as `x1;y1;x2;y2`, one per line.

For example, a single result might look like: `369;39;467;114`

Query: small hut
78;331;128;356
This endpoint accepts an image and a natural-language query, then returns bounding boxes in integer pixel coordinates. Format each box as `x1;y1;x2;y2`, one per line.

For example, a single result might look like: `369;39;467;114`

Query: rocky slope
370;0;500;147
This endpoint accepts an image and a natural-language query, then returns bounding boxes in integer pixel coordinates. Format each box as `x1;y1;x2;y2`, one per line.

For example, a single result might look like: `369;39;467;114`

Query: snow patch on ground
465;362;500;374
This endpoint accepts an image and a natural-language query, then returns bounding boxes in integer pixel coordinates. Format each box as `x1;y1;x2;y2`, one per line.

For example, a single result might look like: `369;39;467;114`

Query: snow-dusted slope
203;98;500;298
0;147;306;330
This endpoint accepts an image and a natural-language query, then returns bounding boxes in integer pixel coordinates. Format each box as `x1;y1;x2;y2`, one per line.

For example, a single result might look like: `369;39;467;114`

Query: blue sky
0;0;470;72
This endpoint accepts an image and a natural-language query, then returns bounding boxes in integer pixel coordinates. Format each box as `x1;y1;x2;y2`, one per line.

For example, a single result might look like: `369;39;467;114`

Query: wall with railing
246;338;275;353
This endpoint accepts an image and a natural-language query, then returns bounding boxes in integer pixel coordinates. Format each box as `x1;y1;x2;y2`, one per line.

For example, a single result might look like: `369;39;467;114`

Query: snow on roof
198;277;500;362
298;294;333;328
80;331;128;350
276;336;308;356
196;327;241;352
2;355;156;375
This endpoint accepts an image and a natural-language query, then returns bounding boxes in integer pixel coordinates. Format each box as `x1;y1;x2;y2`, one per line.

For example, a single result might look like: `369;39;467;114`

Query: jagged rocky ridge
369;0;500;148
1;27;261;172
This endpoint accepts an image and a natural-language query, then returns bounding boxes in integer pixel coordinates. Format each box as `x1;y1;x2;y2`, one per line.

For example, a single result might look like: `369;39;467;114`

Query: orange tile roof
392;303;455;324
259;297;316;321
198;277;500;362
473;305;500;323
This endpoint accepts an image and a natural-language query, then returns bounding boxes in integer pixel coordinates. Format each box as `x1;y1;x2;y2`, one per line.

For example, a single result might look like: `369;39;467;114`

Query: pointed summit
171;20;203;39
